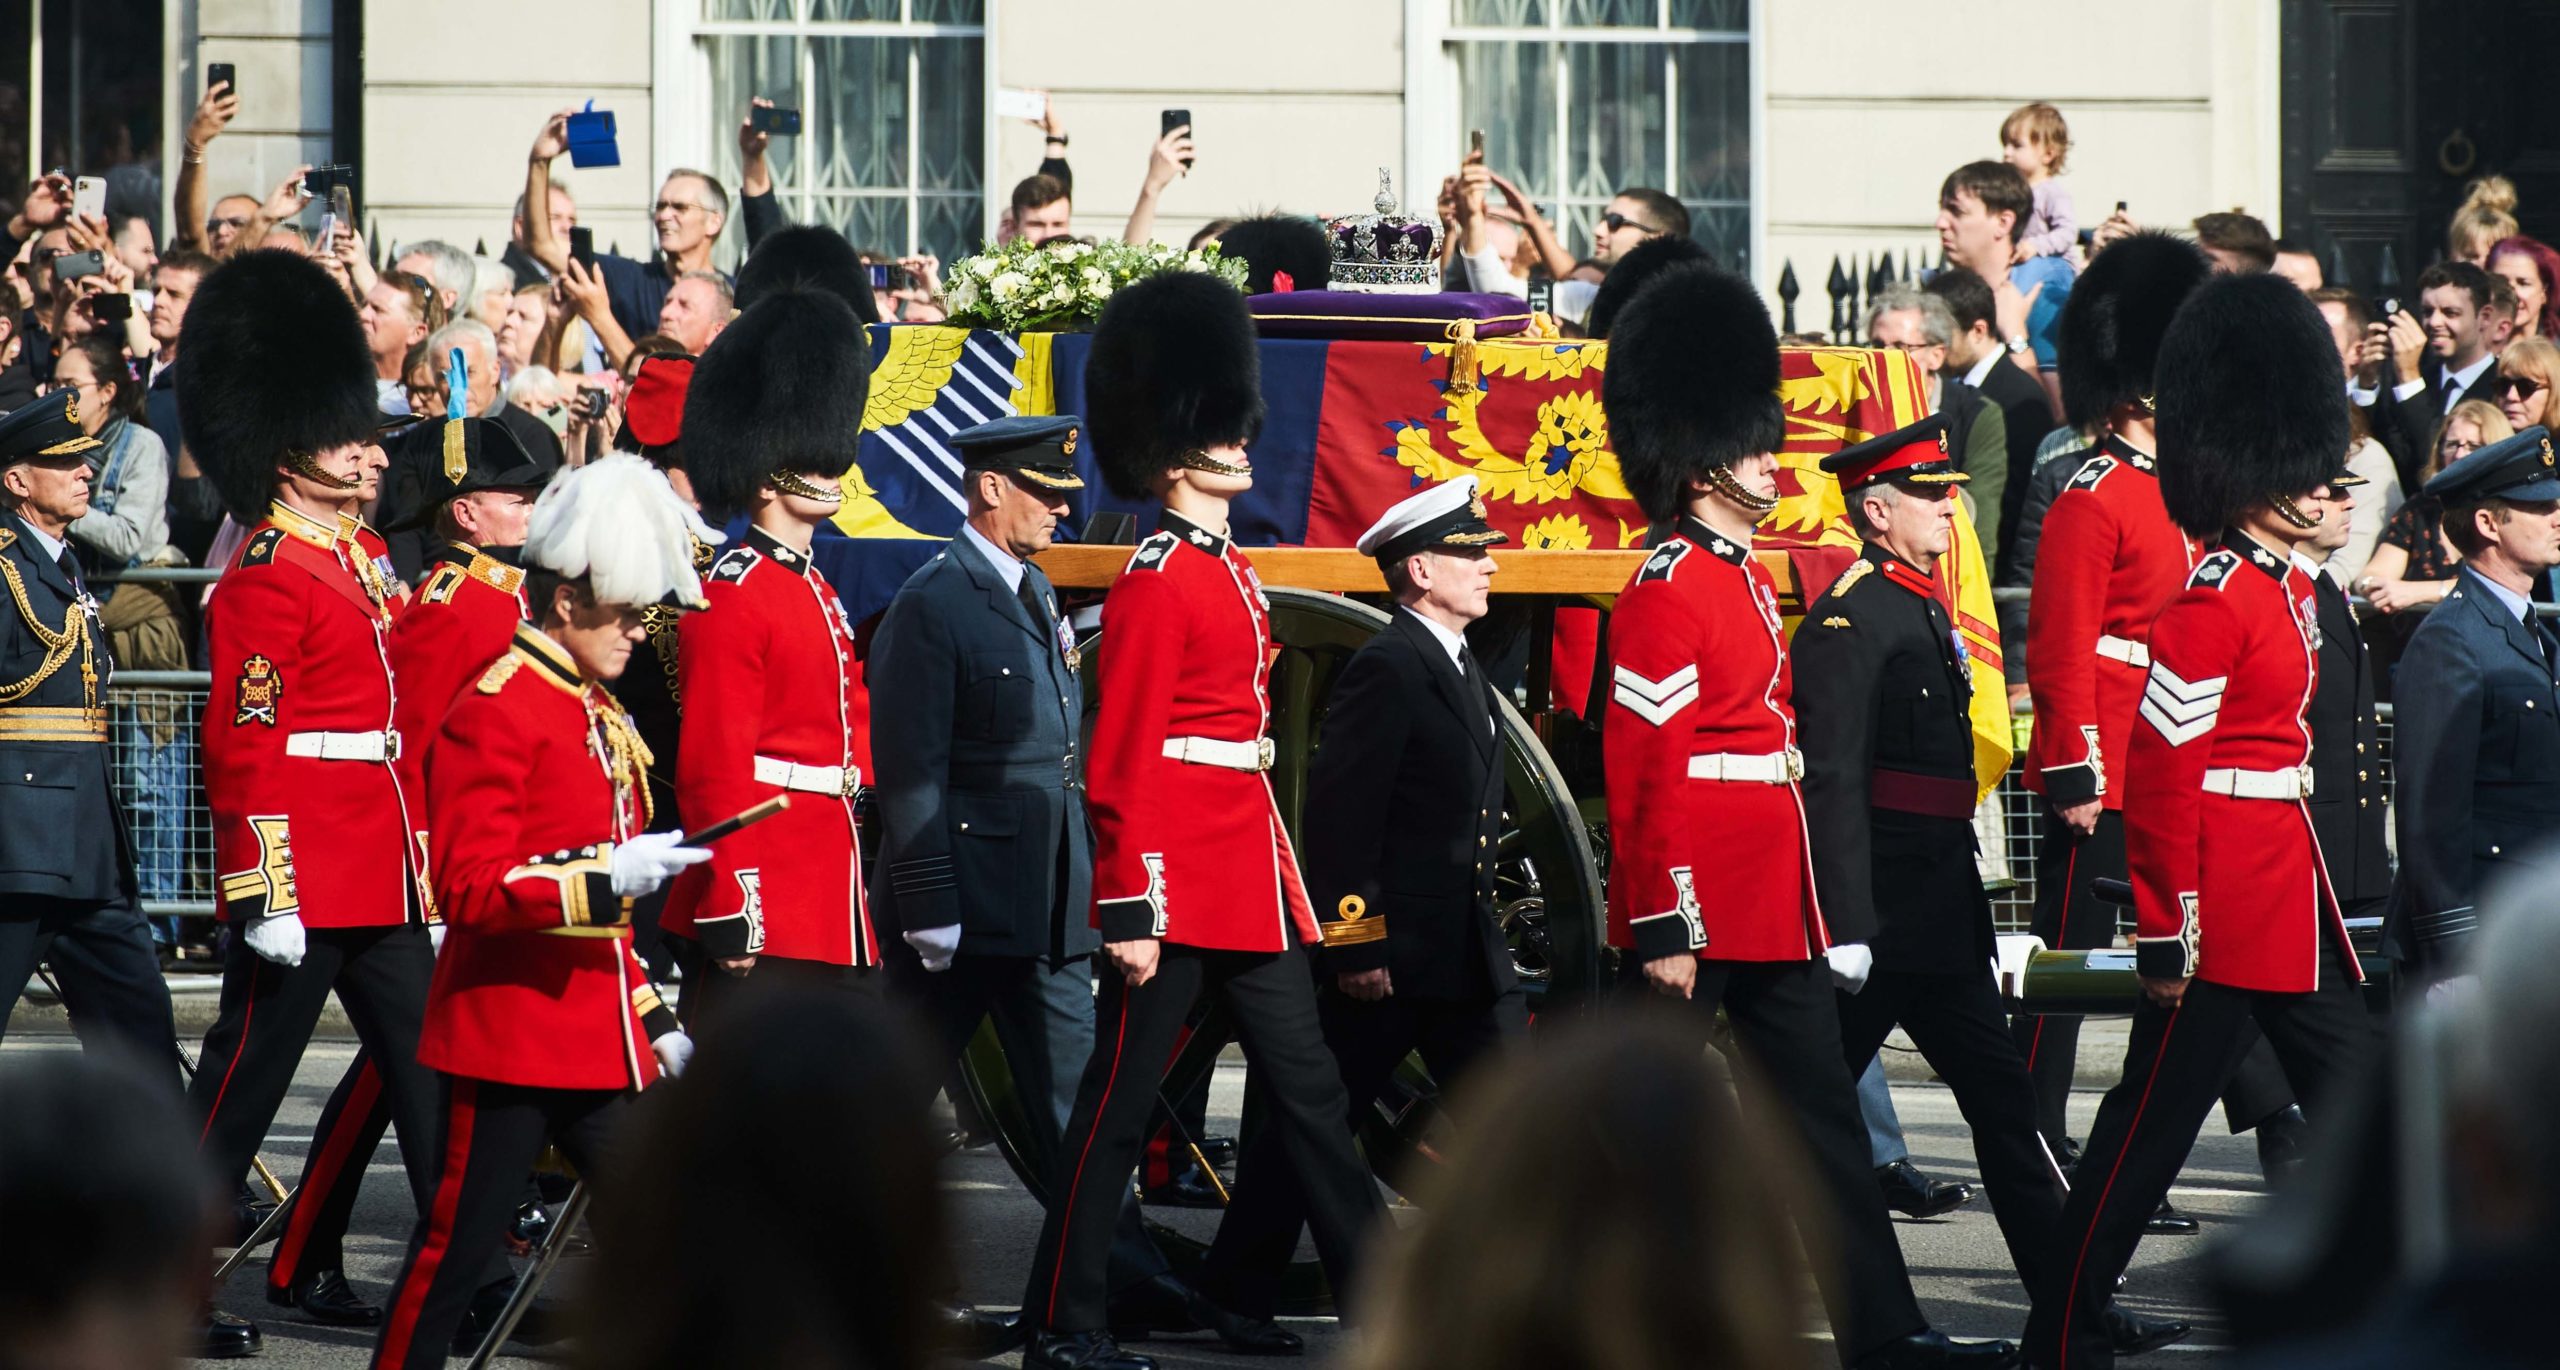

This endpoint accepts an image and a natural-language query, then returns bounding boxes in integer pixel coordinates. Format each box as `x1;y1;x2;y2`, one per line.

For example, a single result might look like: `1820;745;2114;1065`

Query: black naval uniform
2302;558;2390;921
1795;542;2065;1292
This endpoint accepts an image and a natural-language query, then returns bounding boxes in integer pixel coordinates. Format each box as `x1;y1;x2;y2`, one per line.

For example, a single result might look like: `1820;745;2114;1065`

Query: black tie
1017;574;1048;631
55;545;81;590
1459;646;1493;731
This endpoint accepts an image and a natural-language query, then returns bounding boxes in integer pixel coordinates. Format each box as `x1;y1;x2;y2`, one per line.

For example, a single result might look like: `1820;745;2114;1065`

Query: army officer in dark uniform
0;389;181;1071
1795;415;2185;1355
2295;467;2391;929
2387;426;2560;980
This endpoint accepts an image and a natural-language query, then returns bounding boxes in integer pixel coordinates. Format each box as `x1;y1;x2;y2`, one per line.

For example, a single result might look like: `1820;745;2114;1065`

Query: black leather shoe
2256;1105;2309;1187
1140;1168;1226;1209
1024;1328;1158;1370
1108;1272;1205;1341
1851;1327;2018;1368
937;1302;1028;1360
1877;1159;1974;1219
2143;1200;2200;1235
200;1307;263;1359
231;1198;279;1248
1198;1134;1237;1169
270;1266;380;1326
2052;1135;2082;1177
2103;1305;2192;1355
451;1278;560;1353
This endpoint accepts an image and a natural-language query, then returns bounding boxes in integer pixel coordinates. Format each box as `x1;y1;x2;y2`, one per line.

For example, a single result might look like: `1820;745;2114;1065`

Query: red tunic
662;526;876;965
2124;534;2362;994
2024;437;2200;810
420;625;679;1091
1087;512;1318;952
1603;518;1827;963
205;501;426;927
389;542;528;910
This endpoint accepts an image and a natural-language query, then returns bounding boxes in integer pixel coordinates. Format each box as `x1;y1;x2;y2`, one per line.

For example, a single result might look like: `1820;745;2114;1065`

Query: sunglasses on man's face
1599;211;1659;236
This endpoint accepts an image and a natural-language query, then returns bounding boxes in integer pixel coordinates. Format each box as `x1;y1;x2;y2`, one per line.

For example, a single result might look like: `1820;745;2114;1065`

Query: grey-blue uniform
0;390;179;1068
2386;425;2560;978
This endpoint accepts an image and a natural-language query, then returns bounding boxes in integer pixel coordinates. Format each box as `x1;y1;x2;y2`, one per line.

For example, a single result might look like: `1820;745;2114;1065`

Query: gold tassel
1445;318;1480;397
442;417;467;482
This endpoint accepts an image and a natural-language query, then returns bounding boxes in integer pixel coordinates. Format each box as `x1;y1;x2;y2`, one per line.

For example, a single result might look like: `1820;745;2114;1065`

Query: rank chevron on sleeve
2138;662;2229;747
1612;663;1700;727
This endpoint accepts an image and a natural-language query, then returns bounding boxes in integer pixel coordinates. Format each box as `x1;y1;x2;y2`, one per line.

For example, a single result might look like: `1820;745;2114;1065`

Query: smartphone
749;104;802;136
1161;109;1193;169
208;62;235;94
1470;128;1486;159
301;163;353;199
319;182;356;247
2381;297;2401;320
867;262;911;292
568;226;596;272
2115;199;2128;214
73;177;106;220
53;249;105;281
994;87;1045;122
564;105;620;169
89;293;132;323
1526;269;1554;318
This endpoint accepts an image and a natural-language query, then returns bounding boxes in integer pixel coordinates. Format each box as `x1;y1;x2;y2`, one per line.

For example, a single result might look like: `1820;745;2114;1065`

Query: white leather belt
1162;736;1276;773
2096;635;2150;667
754;755;860;797
285;729;400;763
1686;748;1805;783
2203;765;2313;800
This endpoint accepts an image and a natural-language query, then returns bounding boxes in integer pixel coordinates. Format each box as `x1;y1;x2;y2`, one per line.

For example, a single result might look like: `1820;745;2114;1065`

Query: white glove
1825;942;1874;994
651;1029;694;1079
429;922;447;954
243;913;307;968
902;924;961;973
610;832;712;898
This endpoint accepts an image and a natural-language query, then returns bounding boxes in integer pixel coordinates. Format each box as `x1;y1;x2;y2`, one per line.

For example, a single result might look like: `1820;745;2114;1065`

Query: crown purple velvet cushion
1246;290;1534;340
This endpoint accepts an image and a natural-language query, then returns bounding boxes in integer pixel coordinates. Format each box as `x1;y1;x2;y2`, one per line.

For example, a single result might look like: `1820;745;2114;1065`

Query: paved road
3;1033;2260;1366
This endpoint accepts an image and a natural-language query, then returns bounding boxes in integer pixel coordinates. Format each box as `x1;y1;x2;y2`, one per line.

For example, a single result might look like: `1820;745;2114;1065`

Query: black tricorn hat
1087;272;1263;500
2057;231;2211;429
1585;233;1714;340
682;289;872;517
1218;214;1332;295
1602;262;1784;522
2155;270;2351;537
176;250;379;522
736;224;879;324
385;416;552;531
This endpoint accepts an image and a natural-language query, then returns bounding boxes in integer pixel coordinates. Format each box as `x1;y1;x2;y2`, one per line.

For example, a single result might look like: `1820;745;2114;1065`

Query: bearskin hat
2154;270;2351;538
1602;262;1784;522
682;288;871;518
1216;214;1332;295
2057;231;2211;428
735;224;878;324
175;250;379;522
1585;234;1714;340
1087;272;1263;500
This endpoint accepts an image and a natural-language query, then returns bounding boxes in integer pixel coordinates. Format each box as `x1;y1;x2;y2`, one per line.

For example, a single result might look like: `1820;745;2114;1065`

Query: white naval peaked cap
523;453;726;608
1353;475;1509;563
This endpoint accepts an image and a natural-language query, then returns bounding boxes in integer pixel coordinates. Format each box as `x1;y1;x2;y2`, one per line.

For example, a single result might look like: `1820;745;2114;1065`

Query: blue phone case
565;105;620;169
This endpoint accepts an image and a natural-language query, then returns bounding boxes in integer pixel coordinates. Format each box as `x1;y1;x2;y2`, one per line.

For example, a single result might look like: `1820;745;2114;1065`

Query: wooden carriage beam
1033;544;1652;595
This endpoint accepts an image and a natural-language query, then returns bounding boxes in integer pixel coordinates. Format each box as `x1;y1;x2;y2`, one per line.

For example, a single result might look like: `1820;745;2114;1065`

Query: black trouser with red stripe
187;925;441;1224
371;1076;630;1370
1023;941;1382;1333
2022;943;2379;1370
2012;809;2295;1147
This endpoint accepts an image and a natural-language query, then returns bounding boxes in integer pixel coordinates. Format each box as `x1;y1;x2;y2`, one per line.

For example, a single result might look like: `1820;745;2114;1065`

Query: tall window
1445;0;1750;274
696;0;984;267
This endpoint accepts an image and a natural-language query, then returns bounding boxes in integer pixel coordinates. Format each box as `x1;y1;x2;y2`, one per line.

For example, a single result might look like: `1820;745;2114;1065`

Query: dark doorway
32;0;164;234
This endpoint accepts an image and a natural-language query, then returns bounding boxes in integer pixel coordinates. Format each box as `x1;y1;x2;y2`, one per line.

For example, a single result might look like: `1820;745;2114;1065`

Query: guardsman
369;455;713;1370
2027;272;2384;1370
1797;416;2187;1359
263;414;549;1330
178;250;443;1358
660;290;878;1014
1018;273;1380;1370
2385;425;2560;979
0;390;182;1069
1601;262;2010;1370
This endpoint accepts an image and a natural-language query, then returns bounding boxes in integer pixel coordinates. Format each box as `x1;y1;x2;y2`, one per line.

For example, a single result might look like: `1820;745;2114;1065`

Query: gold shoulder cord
640;604;683;704
0;557;97;716
586;688;656;831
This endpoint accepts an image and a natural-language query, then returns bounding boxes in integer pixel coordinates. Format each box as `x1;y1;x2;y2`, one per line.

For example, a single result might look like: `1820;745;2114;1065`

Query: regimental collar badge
1188;530;1215;548
1822;616;1851;629
2251;547;2279;568
1709;537;1735;557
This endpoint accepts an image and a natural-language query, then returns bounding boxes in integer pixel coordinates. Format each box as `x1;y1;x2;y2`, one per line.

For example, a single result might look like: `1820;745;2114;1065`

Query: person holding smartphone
522;108;733;343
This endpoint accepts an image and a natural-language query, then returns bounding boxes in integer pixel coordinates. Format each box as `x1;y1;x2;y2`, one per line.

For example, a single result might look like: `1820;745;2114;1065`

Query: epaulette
1126;530;1181;573
0;526;13;552
2188;549;2240;591
2065;454;2119;493
1825;559;1874;599
418;565;465;607
238;527;286;567
466;553;526;596
1634;540;1693;583
476;654;525;694
690;535;718;572
706;546;760;585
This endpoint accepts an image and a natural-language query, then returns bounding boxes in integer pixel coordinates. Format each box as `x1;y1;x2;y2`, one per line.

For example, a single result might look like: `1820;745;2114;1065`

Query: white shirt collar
959;522;1024;594
2471;566;2535;625
1960;349;2001;390
2446;351;2497;396
1402;605;1468;669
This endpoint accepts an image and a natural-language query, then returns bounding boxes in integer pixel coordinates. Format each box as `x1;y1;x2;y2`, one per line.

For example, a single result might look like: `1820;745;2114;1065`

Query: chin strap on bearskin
285;449;363;492
769;469;845;504
1703;462;1779;515
2268;492;2319;530
1177;449;1252;478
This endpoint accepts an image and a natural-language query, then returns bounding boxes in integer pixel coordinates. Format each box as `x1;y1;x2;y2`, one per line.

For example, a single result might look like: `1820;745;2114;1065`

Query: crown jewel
1326;168;1442;295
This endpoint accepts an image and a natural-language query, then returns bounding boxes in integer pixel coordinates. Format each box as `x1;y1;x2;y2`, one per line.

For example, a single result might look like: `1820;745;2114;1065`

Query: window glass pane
1562;0;1655;26
705;0;795;19
918;195;984;264
1458;42;1555;201
910;0;984;21
812;37;910;191
1668;0;1746;29
915;37;981;195
1674;40;1747;203
1456;0;1548;25
704;34;802;198
1686;202;1747;278
1555;202;1601;264
809;0;897;19
1565;41;1665;202
819;196;912;258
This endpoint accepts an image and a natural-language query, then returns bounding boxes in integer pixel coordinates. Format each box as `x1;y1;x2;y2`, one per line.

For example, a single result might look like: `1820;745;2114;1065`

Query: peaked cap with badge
1356;475;1508;566
949;413;1086;492
1822;413;1969;491
0;389;105;466
2424;424;2560;505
